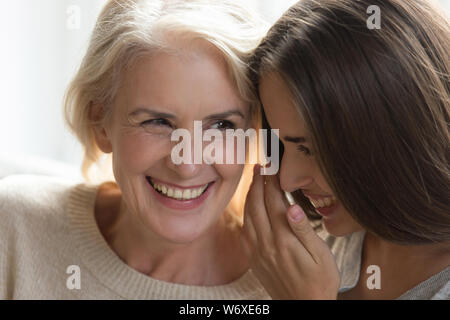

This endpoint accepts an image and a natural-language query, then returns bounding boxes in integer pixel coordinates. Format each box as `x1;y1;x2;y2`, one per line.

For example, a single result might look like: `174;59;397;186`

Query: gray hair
64;0;268;181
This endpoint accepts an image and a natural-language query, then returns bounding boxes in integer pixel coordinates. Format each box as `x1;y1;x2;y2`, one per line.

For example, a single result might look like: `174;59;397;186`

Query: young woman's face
259;72;362;236
101;44;249;243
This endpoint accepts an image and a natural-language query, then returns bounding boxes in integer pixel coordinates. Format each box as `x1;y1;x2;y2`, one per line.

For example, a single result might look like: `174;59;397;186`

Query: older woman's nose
171;163;203;179
165;156;202;179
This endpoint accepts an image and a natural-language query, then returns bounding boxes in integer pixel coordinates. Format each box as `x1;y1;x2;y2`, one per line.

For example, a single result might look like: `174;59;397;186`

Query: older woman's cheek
113;132;171;175
213;162;245;210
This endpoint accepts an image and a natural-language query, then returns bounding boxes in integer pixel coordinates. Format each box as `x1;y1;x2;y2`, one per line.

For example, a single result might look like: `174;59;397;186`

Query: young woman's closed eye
242;0;450;300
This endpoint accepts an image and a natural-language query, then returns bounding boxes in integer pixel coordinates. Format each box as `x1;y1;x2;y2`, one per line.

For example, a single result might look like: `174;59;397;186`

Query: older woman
243;0;450;300
0;0;270;299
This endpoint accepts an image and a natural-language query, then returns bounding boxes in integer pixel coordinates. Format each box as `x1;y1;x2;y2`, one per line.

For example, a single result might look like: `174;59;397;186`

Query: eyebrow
128;108;245;120
127;108;176;119
204;110;245;120
283;136;307;143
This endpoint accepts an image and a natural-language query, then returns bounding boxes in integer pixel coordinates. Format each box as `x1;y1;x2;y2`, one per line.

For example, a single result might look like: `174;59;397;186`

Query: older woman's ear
89;102;113;154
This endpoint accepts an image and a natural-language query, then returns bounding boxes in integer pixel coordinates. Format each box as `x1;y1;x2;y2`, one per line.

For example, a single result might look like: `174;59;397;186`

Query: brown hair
251;0;450;244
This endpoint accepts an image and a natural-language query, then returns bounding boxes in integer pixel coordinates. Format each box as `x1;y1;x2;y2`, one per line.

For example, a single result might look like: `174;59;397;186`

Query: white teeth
174;189;182;199
183;189;191;200
309;196;336;209
149;178;209;201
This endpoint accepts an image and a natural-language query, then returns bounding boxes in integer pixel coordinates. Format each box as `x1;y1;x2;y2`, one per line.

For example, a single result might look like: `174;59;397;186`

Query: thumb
286;204;316;247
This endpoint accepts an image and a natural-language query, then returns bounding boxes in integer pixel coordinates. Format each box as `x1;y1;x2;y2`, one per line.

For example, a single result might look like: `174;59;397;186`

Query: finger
241;205;257;256
251;264;286;300
263;174;290;239
286;204;324;264
245;164;273;248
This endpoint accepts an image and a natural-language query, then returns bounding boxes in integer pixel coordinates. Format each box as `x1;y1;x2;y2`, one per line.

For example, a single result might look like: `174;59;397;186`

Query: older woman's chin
119;175;231;243
142;216;217;244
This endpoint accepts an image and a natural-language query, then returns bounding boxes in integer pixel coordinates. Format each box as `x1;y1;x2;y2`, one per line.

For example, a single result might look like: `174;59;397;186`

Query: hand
241;165;340;300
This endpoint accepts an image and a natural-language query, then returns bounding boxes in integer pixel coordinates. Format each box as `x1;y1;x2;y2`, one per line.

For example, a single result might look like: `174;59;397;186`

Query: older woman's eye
210;120;236;130
141;118;172;128
139;118;174;137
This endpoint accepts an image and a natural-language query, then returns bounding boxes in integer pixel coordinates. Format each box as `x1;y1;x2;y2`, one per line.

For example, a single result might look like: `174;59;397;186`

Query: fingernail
288;205;305;222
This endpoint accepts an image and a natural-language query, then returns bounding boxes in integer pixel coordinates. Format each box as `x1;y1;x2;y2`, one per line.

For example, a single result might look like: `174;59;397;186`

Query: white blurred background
0;0;449;181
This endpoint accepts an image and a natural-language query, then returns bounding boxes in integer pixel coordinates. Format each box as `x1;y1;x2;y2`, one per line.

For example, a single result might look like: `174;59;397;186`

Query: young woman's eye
141;118;172;128
297;144;312;156
210;120;236;130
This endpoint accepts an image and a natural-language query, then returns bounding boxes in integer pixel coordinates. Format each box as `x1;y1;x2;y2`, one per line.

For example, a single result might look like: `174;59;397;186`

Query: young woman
243;0;450;299
0;0;270;299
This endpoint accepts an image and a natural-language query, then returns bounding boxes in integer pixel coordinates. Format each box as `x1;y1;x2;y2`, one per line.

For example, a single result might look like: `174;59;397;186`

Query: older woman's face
102;45;249;243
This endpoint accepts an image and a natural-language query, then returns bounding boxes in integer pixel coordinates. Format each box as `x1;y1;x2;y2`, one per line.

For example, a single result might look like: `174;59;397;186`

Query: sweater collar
66;182;267;300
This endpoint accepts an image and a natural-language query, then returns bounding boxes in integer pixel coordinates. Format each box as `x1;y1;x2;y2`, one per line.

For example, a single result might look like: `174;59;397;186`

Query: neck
365;232;450;262
362;232;450;297
339;231;450;300
105;201;247;286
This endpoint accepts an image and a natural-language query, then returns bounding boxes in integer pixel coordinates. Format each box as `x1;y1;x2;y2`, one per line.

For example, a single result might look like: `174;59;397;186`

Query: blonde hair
64;0;266;179
64;0;267;215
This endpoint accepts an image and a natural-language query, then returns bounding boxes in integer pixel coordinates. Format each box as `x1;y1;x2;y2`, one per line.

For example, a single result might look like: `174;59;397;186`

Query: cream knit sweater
0;174;270;300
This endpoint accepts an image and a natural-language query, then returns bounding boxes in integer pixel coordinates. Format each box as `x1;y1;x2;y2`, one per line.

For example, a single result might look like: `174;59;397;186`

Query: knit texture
0;174;270;300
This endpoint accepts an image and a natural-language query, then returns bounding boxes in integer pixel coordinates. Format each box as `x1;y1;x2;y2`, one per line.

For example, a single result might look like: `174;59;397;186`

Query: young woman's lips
146;177;215;211
315;202;339;218
303;193;339;218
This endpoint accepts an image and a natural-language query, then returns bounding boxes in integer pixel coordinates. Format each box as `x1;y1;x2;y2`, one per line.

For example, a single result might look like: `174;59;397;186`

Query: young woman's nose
279;153;314;193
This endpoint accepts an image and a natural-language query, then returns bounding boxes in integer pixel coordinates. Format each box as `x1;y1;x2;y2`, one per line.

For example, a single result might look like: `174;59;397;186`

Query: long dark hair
251;0;450;244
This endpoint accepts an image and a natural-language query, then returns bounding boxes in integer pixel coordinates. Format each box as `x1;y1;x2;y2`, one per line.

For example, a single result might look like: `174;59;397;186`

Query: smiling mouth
146;177;213;201
307;196;337;209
